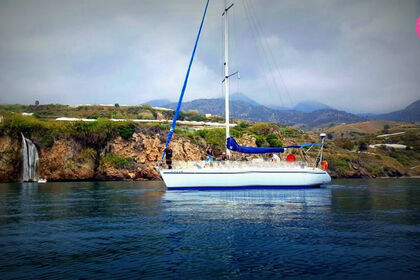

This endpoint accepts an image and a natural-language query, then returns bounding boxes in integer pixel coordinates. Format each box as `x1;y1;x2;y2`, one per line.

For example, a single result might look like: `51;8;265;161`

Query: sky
0;0;419;114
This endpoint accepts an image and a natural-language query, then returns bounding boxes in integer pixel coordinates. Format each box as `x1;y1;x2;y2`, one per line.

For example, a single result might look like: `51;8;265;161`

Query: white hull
160;164;331;189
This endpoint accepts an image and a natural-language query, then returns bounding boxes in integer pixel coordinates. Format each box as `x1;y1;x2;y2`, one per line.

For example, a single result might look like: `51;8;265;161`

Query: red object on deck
286;154;296;162
321;160;328;170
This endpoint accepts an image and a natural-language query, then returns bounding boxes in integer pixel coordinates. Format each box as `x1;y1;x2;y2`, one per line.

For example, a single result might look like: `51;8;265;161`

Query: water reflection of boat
157;0;331;189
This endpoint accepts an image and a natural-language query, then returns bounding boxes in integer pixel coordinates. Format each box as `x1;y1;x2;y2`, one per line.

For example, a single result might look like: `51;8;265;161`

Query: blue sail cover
227;137;322;154
161;0;210;162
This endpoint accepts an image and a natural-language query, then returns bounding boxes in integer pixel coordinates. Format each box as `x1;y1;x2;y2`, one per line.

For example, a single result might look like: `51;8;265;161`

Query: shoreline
2;175;419;184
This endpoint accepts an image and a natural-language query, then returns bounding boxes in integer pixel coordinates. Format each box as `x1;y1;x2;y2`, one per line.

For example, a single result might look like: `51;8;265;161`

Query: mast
223;2;233;157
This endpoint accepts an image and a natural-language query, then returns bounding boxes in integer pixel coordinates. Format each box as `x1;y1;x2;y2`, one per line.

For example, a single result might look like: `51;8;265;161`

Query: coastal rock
236;134;257;147
39;140;95;181
0;136;21;182
0;125;416;182
98;133;203;180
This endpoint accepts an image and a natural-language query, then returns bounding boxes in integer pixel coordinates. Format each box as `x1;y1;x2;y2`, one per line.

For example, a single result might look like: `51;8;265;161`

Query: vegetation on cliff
0;110;419;182
0;104;224;122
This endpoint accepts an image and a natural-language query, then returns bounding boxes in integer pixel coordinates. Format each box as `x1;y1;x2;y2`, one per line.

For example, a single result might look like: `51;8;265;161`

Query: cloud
0;0;419;113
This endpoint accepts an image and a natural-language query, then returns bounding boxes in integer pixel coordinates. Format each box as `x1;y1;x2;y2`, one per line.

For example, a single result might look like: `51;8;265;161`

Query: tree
335;139;354;150
358;141;368;151
35;100;40;106
249;123;270;135
188;109;198;115
114;103;120;108
118;125;135;140
383;124;390;134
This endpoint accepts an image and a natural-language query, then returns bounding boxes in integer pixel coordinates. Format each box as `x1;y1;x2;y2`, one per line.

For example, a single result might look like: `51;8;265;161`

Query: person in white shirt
268;153;280;162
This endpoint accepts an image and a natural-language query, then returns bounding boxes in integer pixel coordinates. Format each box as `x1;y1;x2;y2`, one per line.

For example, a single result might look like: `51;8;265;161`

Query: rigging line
161;0;210;162
220;6;225;99
243;0;279;98
244;0;287;107
245;0;287;108
246;2;293;106
242;0;285;107
246;1;283;103
232;0;239;94
246;0;294;107
243;1;278;105
233;0;241;96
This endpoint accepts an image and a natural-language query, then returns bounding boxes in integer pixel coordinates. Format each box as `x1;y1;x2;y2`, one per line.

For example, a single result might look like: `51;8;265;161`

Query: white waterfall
21;133;39;182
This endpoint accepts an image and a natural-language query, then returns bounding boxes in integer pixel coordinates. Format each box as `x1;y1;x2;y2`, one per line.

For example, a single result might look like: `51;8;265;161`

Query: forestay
161;0;210;162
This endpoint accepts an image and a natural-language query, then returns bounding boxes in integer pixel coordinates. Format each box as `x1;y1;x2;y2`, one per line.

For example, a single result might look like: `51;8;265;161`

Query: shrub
335;139;354;150
189;114;206;122
100;153;134;169
282;127;300;137
237;122;250;130
188;109;199;115
402;129;420;151
268;139;283;147
150;108;157;119
118;124;135;139
266;134;277;142
203;128;225;148
80;148;97;160
249;123;270;135
141;104;153;110
195;129;206;138
231;128;243;138
383;124;390;134
328;157;350;173
265;134;283;147
41;134;55;148
127;107;141;115
358;141;368;151
110;111;125;119
389;149;416;165
255;135;266;147
178;111;186;121
194;128;226;153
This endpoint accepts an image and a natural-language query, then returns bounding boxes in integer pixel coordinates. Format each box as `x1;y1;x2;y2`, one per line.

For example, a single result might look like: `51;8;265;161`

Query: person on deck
165;145;173;169
217;152;227;161
206;144;214;160
268;153;280;163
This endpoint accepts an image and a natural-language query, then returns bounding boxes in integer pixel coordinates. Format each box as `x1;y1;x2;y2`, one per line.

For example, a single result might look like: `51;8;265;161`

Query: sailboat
157;0;331;189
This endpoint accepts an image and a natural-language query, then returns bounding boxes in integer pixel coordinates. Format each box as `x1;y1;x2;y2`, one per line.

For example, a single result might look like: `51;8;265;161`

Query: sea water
0;179;419;279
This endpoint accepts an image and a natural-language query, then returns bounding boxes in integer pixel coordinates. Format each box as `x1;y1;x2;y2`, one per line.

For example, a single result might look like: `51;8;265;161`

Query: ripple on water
0;180;419;279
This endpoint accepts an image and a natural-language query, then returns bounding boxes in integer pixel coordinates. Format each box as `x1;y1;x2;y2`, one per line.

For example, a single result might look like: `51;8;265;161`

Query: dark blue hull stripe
167;185;321;190
163;171;326;175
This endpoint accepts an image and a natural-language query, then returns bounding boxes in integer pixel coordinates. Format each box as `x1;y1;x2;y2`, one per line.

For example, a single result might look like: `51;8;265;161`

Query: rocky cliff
0;117;418;182
0;136;21;182
0;131;207;182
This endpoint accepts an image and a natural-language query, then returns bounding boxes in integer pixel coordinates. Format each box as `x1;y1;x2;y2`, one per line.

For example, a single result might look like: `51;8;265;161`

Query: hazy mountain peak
144;99;172;107
230;93;260;106
405;99;420;110
294;100;332;112
376;99;420;122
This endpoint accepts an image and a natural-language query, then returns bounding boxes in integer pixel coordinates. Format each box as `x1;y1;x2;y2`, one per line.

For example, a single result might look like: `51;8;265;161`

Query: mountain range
374;99;420;122
161;99;367;130
145;94;420;129
144;99;172;107
147;94;334;113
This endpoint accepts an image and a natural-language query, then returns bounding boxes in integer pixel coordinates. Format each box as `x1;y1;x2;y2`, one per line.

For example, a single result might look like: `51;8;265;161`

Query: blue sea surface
0;179;419;279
